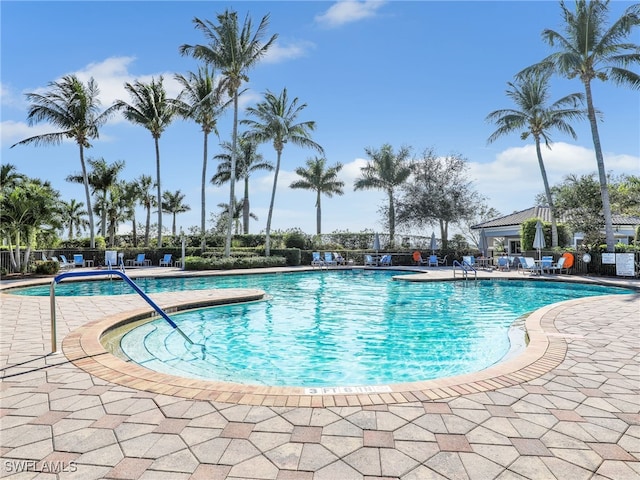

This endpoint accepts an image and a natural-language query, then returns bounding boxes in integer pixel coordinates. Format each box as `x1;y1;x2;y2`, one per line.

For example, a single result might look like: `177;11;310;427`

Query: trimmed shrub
34;260;59;275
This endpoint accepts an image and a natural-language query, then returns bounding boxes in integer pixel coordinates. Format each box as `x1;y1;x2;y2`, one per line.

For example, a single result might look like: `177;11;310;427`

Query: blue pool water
12;271;631;387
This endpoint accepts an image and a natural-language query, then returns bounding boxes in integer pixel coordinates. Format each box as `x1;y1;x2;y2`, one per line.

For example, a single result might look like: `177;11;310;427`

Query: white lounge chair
324;252;337;266
364;254;377;266
311;252;324;267
159;254;173;267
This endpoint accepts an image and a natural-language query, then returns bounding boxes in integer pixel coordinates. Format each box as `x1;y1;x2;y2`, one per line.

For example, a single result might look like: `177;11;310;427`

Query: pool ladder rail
49;269;196;353
453;260;478;280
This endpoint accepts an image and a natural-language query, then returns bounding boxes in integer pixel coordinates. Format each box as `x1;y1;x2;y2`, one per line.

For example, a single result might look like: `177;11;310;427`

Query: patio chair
324;252;337;266
311;252;324;267
52;255;73;270
428;255;439;267
497;256;510;271
333;252;346;265
462;255;476;267
73;254;85;267
547;256;566;274
412;251;428;266
540;255;554;273
364;254;377;266
133;253;147;266
518;256;540;275
159;254;173;267
379;254;392;266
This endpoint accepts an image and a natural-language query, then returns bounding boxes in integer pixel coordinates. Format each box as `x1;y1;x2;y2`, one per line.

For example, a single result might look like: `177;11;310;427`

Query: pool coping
60;286;585;407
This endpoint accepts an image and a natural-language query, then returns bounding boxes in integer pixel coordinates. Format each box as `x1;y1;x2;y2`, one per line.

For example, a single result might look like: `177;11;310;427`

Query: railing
49;269;194;353
453;260;477;280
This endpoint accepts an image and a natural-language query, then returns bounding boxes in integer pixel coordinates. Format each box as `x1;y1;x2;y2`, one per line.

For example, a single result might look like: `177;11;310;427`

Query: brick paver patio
1;267;638;479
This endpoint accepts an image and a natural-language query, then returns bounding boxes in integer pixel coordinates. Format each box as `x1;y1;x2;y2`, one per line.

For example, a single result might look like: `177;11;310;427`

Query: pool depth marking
305;385;393;395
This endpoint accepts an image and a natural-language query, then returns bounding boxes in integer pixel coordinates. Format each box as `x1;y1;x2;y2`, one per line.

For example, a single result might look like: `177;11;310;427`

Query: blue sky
2;1;638;239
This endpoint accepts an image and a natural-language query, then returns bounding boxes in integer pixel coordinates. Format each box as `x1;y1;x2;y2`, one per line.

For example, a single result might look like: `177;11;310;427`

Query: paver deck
1;266;639;479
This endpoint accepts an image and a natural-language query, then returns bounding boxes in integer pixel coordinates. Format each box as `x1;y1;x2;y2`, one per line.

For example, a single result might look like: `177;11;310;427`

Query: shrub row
184;255;287;270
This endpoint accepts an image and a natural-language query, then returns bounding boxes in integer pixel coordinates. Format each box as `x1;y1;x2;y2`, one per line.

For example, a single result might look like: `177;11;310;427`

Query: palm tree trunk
101;195;107;238
79;145;95;248
316;190;321;235
201;131;208;251
583;79;615;252
534;138;558;247
439;219;448;250
387;189;395;246
265;149;282;257
243;176;250;235
225;93;239;258
155;137;162;248
145;205;151;247
132;214;138;247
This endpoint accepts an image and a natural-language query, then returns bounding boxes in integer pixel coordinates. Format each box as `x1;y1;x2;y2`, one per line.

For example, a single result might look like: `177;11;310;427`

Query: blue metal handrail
452;260;477;280
49;269;194;353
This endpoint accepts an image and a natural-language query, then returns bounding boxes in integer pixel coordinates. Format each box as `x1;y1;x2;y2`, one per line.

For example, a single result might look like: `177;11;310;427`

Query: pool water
42;270;624;388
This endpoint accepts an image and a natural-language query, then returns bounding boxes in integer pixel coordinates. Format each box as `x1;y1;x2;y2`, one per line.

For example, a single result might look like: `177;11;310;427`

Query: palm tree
211;133;273;234
354;144;412;246
67;157;125;238
161;189;191;236
10;75;118;248
114;76;176;248
60;199;88;239
242;88;323;255
0;164;26;190
121;181;142;247
290;157;345;235
521;0;640;252
180;9;277;256
137;175;155;247
217;198;258;235
174;66;228;250
486;71;585;247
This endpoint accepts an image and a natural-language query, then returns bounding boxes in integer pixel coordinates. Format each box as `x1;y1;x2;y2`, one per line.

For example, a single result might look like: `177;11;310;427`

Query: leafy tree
114;76;176;248
10;75;118;248
521;0;640;251
174;66;228;249
242;88;323;255
60;198;88;239
162;189;191;236
486;71;584;247
459;203;502;251
180;9;277;256
395;148;481;249
211;133;273;234
0;163;26;189
354;144;411;246
611;174;640;217
290;156;344;235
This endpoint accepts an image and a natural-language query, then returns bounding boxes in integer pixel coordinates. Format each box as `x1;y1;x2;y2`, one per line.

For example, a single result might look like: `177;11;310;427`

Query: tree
137;175;155;247
0;164;26;189
486;71;584;247
10;75;118;248
395;149;481;249
211;133;273;234
216;198;258;235
290;156;344;235
121;181;142;247
243;88;323;255
60;199;88;239
67;157;125;238
114;76;176;248
354;144;411;246
161;190;191;237
180;9;277;256
174;66;228;250
522;0;640;252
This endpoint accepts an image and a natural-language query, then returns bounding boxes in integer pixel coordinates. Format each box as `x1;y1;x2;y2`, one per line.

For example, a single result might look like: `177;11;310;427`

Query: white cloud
262;40;315;64
340;157;368;183
315;0;386;28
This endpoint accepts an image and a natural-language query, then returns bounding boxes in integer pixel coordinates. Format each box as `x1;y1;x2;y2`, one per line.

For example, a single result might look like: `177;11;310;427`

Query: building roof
471;206;640;229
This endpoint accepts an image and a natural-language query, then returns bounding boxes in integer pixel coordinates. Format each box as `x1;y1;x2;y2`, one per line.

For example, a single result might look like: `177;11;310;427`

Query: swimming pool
24;270;628;388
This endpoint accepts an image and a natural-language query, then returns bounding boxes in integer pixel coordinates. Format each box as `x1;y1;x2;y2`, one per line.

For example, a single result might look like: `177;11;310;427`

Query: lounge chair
540;255;554;273
324;252;337;266
518;256;540;275
547;256;566;274
159;254;173;267
364;254;377;266
462;255;476;267
412;251;428;266
133;253;147;266
311;252;324;267
73;254;85;267
379;254;392;266
52;255;73;270
428;255;439;267
438;254;449;266
497;256;510;271
333;252;346;265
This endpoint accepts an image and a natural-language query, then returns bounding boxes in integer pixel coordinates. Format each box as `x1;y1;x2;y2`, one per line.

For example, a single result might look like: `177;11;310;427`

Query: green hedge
184;255;287;270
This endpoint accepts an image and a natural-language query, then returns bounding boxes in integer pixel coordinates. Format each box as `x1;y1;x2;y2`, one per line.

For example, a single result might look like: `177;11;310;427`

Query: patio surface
1;266;639;479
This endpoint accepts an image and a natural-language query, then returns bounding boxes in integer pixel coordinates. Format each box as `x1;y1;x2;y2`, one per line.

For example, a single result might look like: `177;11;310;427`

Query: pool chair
518;256;540;275
133;253;147;266
546;256;566;274
73;254;85;267
324;252;337;266
379;254;392;266
159;254;173;267
428;255;439;267
311;252;324;267
52;255;73;270
497;256;510;271
412;251;428;266
462;255;476;267
333;252;346;265
364;254;377;266
540;255;554;273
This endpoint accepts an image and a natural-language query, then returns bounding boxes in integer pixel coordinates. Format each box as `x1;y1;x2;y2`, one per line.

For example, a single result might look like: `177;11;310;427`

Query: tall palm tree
290;157;345;235
242;88;323;255
121;181;142;247
60;198;88;239
217;198;258;235
67;157;125;238
522;0;640;252
114;76;176;248
180;9;277;257
161;189;191;236
211;133;273;234
137;175;155;247
10;75;118;248
354;144;412;246
174;66;229;250
486;71;585;247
